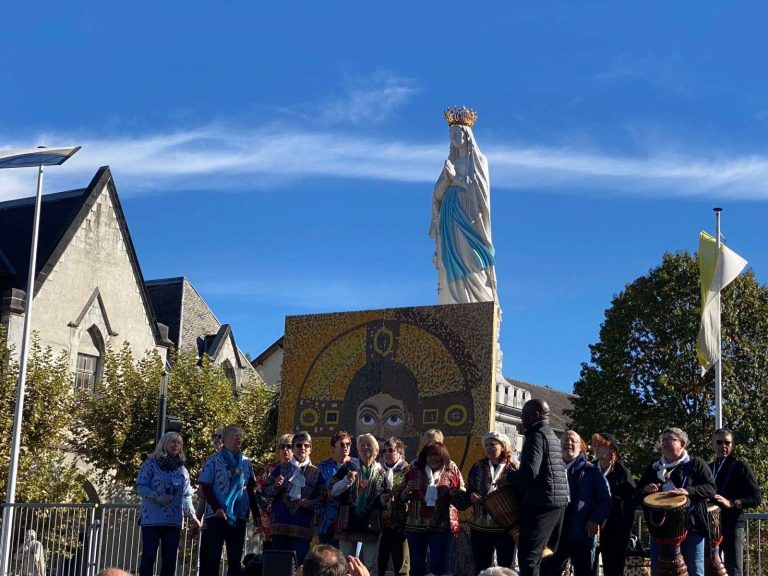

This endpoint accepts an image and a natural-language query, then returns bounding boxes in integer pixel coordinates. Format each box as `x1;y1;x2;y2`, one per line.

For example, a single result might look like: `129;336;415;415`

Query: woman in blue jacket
544;430;610;576
136;432;201;576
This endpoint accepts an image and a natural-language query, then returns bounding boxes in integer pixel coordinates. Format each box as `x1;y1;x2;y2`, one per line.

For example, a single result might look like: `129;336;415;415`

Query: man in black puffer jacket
507;399;569;576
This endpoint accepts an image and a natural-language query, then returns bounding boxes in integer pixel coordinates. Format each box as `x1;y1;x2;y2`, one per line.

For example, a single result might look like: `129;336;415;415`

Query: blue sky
2;3;767;392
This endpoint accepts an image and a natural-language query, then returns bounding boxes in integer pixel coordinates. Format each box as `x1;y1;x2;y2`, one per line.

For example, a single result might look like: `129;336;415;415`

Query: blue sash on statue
439;185;495;281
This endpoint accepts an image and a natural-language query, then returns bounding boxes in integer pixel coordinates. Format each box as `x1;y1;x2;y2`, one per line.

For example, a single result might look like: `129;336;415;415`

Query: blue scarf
222;449;245;525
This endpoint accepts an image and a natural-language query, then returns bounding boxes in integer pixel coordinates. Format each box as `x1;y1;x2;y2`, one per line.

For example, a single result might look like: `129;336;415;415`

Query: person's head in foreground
300;545;348;576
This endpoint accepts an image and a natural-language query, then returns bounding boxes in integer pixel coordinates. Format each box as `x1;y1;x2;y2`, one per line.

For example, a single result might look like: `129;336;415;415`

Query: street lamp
0;146;81;576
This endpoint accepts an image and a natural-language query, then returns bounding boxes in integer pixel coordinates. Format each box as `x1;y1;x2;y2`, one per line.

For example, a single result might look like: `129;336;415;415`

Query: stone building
494;377;573;450
146;276;257;393
0;166;172;386
251;335;284;388
1;166;256;394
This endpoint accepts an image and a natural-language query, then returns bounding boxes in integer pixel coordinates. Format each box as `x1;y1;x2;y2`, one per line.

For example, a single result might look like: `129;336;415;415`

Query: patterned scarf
157;454;183;472
355;460;381;516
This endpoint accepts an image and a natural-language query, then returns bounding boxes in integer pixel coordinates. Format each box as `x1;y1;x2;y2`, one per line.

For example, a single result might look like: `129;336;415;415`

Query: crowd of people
133;399;761;576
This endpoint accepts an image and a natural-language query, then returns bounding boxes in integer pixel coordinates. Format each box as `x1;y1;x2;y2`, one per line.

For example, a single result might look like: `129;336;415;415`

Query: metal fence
0;503;261;576
2;503;767;575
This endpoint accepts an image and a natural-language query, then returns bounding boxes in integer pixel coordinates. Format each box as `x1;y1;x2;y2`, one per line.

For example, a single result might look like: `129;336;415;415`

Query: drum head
643;492;688;509
707;504;720;514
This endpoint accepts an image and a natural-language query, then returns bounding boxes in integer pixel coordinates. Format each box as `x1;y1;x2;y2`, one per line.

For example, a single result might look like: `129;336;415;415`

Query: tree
164;349;239;478
73;342;164;485
569;251;768;494
238;378;279;464
0;329;86;502
75;346;254;482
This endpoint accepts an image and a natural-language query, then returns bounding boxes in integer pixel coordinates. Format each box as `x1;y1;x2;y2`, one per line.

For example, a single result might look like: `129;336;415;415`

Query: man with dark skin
506;399;569;576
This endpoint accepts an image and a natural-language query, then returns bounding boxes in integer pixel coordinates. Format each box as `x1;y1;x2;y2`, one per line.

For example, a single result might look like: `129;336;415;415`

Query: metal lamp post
0;146;81;576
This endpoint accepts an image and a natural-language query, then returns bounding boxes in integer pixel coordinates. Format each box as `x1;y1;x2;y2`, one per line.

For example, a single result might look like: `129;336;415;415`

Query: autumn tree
75;346;274;482
0;329;86;502
73;343;165;485
569;251;768;495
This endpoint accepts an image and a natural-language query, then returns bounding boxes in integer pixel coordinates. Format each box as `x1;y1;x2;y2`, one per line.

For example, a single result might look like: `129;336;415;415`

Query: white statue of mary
429;107;497;304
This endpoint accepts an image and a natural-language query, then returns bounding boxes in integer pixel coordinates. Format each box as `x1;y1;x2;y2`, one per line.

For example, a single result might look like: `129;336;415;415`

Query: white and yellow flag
697;231;748;374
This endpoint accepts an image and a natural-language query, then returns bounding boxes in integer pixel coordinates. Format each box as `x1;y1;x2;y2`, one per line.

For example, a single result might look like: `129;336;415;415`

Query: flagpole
714;207;723;430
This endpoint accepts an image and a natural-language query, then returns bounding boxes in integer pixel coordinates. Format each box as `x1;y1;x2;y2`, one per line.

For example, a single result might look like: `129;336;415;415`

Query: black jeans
543;539;596;576
140;525;181;576
200;517;247;576
470;529;516;572
517;507;564;576
721;526;745;576
598;525;630;576
378;528;409;576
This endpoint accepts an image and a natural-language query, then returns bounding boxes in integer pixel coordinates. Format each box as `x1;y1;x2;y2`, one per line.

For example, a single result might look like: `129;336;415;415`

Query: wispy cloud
321;71;419;125
277;71;419;127
3;122;768;201
591;53;689;94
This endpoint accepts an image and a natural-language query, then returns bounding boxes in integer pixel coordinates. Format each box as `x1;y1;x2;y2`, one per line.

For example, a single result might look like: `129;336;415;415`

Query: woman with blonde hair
136;432;200;576
330;433;388;576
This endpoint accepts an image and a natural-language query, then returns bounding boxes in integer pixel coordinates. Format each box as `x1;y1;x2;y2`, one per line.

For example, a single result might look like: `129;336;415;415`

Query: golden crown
444;106;478;127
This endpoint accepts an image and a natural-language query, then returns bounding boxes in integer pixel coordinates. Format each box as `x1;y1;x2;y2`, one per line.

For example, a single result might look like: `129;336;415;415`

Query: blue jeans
650;531;705;576
140;525;181;576
406;531;452;576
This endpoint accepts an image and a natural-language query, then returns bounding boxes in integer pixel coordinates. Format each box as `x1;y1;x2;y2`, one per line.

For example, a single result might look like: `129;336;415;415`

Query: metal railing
0;503;261;576
2;502;767;575
630;509;767;576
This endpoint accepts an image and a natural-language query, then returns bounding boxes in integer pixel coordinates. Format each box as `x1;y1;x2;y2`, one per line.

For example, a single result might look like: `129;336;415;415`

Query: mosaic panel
278;302;498;475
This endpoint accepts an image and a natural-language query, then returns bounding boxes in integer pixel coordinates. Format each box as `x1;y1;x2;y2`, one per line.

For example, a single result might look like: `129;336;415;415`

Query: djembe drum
643;492;690;576
484;487;553;559
704;504;728;576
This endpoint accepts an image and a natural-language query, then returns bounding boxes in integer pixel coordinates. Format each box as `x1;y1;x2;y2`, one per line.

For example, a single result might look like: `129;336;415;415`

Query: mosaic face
279;302;497;472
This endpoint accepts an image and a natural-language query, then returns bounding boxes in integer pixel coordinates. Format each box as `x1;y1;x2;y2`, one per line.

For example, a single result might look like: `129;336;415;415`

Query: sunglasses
279;444;292;450
294;443;311;448
337;441;352;447
716;440;733;446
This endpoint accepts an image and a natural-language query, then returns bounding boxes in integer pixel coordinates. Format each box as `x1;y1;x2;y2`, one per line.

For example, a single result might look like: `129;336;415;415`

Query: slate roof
0;187;89;293
145;277;184;348
146;276;251;370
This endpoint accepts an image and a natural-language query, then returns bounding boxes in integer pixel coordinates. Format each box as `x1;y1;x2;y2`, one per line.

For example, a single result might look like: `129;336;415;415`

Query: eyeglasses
279;444;292;450
716;440;733;446
337;441;352;447
294;443;311;449
382;448;397;454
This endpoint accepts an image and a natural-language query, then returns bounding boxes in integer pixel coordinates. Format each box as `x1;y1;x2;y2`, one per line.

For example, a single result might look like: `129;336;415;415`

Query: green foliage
75;345;274;483
569;251;768;503
0;328;86;502
238;377;279;464
165;349;239;478
73;342;165;485
2;322;276;499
